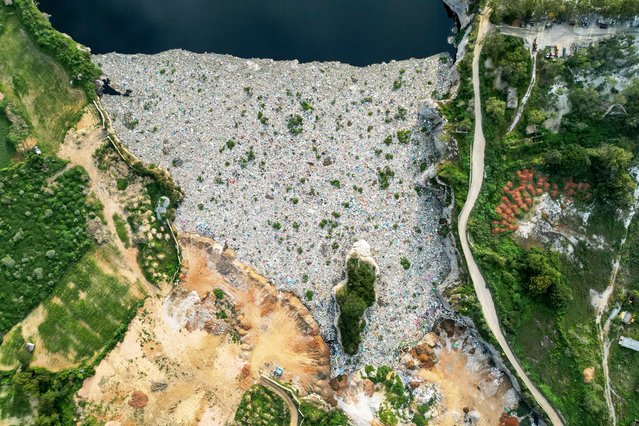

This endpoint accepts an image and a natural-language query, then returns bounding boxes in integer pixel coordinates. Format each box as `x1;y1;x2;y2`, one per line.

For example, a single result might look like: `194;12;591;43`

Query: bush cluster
336;257;376;355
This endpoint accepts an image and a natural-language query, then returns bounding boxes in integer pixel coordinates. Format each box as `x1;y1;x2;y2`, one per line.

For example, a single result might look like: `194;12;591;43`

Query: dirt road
260;376;299;426
507;53;537;134
456;9;564;426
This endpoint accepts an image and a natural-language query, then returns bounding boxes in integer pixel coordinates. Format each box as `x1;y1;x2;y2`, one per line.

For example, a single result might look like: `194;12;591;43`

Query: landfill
96;49;457;373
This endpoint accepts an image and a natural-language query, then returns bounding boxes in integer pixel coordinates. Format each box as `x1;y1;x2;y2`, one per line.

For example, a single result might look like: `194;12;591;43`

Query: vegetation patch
299;400;349;425
0;155;95;334
442;30;639;425
0;112;14;168
113;213;130;248
233;384;290;426
0;5;89;153
0;367;91;424
5;0;100;97
336;257;376;355
35;248;144;362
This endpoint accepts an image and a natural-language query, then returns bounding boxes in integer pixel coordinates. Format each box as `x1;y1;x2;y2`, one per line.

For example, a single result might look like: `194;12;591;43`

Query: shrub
287;114;303;135
396;130;411;144
305;290;314;301
116;178;128;191
378;167;395;190
400;257;411;270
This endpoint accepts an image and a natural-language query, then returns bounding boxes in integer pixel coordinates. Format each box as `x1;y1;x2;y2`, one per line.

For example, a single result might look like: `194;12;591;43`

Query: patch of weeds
287;114;303;135
400;257;411;270
396;130;411;144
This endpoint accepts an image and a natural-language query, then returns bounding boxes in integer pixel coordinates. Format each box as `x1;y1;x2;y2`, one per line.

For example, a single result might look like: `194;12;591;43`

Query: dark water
39;0;456;66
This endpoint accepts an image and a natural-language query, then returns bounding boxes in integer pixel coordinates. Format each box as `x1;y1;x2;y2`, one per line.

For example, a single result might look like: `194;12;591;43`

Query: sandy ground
77;233;331;425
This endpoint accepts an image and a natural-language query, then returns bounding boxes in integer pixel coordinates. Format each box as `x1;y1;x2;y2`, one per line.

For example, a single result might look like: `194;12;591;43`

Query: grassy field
0;246;145;367
0;6;86;153
36;247;145;362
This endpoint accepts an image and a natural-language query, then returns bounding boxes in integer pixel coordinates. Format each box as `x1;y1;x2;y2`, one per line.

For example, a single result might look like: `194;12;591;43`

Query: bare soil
77;233;332;425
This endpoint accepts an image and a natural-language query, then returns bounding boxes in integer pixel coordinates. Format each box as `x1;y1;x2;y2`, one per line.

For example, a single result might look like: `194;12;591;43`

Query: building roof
619;336;639;351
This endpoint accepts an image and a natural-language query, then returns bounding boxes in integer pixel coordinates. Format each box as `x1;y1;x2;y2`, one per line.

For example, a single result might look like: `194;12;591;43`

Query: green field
0;5;86;153
36;247;144;362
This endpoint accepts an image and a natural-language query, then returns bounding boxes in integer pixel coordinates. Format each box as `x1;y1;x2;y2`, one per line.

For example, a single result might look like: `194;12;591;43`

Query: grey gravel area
96;50;456;373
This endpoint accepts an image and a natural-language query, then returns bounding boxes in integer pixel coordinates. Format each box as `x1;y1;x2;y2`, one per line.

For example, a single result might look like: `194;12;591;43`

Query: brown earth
77;233;332;425
407;322;519;425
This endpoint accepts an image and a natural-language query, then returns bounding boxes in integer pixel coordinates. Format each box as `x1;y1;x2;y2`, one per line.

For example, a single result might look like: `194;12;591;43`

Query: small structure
25;342;35;353
33;145;42;155
525;125;539;136
506;87;518;109
273;366;284;378
619;336;639;351
621;311;635;325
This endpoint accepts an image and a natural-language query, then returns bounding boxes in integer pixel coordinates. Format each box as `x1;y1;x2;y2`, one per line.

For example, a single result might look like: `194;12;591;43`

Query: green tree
486;97;506;120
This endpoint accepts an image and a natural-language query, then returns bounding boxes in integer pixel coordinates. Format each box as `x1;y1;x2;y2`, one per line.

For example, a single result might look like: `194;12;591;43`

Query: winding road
260;376;300;426
456;9;564;426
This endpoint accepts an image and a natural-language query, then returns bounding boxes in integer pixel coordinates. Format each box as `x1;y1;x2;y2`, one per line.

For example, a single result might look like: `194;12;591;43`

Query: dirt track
456;9;564;426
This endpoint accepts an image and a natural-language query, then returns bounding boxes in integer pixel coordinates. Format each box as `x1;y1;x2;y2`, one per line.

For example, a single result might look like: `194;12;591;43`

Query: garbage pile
97;49;456;373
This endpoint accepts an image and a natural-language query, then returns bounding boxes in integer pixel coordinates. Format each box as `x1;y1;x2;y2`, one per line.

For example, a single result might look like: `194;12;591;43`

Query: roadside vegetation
489;0;639;24
336;257;376;355
299;400;349;425
441;26;639;425
608;213;639;425
234;384;290;426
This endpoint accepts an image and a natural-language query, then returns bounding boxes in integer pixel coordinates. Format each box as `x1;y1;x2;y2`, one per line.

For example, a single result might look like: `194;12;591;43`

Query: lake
39;0;456;66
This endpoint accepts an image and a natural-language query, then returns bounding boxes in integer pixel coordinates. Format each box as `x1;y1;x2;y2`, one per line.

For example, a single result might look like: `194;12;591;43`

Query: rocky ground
95;50;457;373
333;319;522;426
